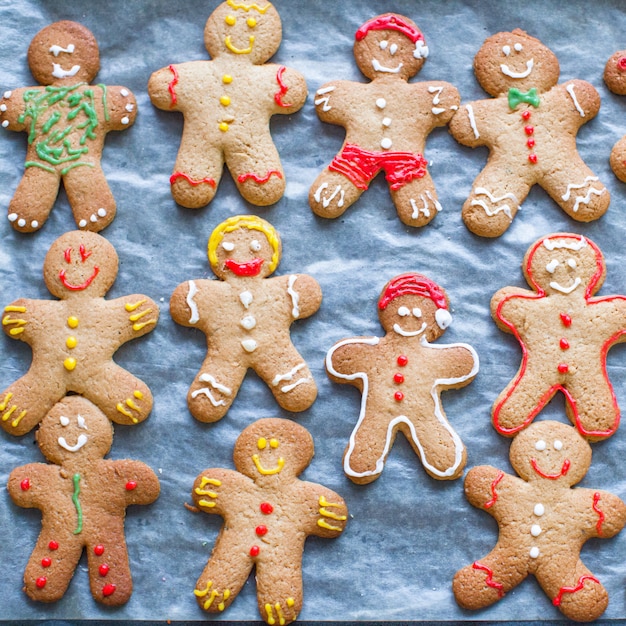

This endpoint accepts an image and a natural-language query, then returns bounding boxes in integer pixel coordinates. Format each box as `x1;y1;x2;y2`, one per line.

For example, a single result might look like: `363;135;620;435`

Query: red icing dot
20;478;31;491
560;338;570;350
102;583;116;597
560;313;572;327
397;355;408;367
558;363;569;374
618;56;626;71
36;577;47;589
48;541;59;551
94;545;105;556
125;481;137;491
528;154;538;164
260;502;273;515
99;564;110;577
524;125;534;136
527;138;535;148
255;525;268;536
41;557;52;568
394;391;404;402
393;373;404;384
521;110;531;120
250;545;260;557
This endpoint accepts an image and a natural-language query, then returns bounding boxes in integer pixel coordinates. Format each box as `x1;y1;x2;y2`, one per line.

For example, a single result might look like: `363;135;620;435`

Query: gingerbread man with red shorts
491;233;626;441
326;273;478;484
7;396;160;605
191;418;347;625
453;420;626;622
309;14;459;227
449;29;609;237
148;0;306;208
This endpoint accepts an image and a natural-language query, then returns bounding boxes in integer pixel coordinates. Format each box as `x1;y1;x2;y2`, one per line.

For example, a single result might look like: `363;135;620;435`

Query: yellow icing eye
247;17;257;28
257;437;267;450
269;438;279;449
225;15;236;26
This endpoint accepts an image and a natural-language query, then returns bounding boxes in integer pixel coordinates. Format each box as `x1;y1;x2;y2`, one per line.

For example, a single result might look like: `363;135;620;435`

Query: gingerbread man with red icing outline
491;232;626;441
453;420;626;622
148;0;306;208
449;29;609;237
309;13;459;227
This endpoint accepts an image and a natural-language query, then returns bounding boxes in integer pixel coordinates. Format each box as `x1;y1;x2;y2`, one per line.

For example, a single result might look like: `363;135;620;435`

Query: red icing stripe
274;66;292;108
472;562;504;597
168;65;179;109
170;172;216;188
484;472;504;508
593;492;605;536
552;575;599;606
237;170;282;185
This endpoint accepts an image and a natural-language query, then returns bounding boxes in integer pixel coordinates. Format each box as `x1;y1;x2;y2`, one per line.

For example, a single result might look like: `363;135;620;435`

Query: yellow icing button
64;357;77;371
219;122;230;132
222;74;233;84
225;14;236;25
67;316;79;329
220;95;231;106
247;17;257;27
66;336;77;349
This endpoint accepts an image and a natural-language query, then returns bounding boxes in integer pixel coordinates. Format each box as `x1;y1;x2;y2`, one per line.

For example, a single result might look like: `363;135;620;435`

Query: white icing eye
60;416;70;427
398;306;411;317
553;440;563;451
435;308;452;330
222;241;235;252
389;43;398;55
567;258;577;269
380;40;388;50
250;239;262;252
514;42;523;52
77;415;88;430
546;259;559;274
412;307;422;318
502;45;511;56
535;439;547;451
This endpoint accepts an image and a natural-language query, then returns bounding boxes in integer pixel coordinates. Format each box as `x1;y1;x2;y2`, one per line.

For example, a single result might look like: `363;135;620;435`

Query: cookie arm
108;295;159;342
2;298;35;343
272;65;307;114
421;81;461;126
587;489;626;538
0;87;29;132
7;463;51;509
325;336;379;386
192;468;247;517
303;485;348;538
561;79;600;124
170;279;217;329
464;465;511;514
148;64;183;112
448;100;490;147
101;86;137;132
114;460;160;506
490;287;532;334
312;80;351;124
284;274;322;320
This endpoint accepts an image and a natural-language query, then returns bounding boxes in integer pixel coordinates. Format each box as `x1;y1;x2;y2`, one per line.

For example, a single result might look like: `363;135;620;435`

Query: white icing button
17;218;26;227
125;103;134;112
382;117;392;127
534;503;545;516
240;291;253;308
376;98;386;109
97;208;107;217
241;339;257;353
0;104;6;112
31;220;38;228
2;120;9;128
3;90;12;98
120;89;129;97
121;116;130;125
8;213;17;222
240;315;256;330
530;524;542;537
381;138;393;150
78;219;88;228
529;547;540;559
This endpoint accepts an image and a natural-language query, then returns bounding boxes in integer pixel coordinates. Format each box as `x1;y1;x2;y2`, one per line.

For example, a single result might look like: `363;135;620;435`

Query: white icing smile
58;433;88;452
372;59;403;74
500;58;534;79
393;321;427;337
52;63;81;79
549;278;581;294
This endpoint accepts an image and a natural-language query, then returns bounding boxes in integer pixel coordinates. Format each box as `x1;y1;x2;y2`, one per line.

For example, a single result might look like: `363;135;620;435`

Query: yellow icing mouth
225;35;255;54
252;453;284;475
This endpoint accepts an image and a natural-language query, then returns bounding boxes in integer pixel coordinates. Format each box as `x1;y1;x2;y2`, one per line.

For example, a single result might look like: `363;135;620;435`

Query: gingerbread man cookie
7;396;160;605
603;50;626;182
491;233;626;441
148;0;306;208
326;273;478;484
449;29;609;237
0;21;137;232
191;417;347;625
453;420;626;622
310;14;459;227
1;230;159;436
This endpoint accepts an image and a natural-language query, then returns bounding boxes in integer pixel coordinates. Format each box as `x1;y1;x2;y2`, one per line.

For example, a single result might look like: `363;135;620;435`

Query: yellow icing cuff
319;507;347;521
317;519;343;532
125;299;147;312
0;392;13;411
132;319;156;332
194;581;213;597
198;499;217;508
4;305;26;313
116;402;134;418
11;410;27;428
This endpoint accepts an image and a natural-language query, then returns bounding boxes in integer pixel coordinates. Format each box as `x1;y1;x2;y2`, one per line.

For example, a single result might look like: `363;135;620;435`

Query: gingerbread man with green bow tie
449;29;609;238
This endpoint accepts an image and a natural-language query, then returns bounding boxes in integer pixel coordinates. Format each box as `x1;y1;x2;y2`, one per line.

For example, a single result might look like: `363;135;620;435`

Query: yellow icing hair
226;0;272;13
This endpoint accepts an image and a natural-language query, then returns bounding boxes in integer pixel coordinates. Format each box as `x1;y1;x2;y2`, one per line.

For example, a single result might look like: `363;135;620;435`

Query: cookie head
27;21;100;86
204;0;282;64
604;50;626;95
510;420;591;486
473;29;559;96
36;396;113;466
378;273;451;342
524;234;605;298
208;215;281;280
354;14;428;81
233;418;314;481
43;230;119;299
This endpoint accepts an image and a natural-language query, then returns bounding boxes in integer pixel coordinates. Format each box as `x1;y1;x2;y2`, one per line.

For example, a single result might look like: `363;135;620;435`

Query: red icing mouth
59;267;100;291
224;258;264;277
530;457;570;480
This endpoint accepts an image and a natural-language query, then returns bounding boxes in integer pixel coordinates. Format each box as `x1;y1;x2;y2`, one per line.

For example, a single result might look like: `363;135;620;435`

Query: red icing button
521;110;531;120
394;391;404;402
260;502;273;515
102;583;116;597
528;154;538;164
527;138;535;148
560;313;572;327
94;545;105;556
255;525;268;536
397;355;408;367
524;125;534;136
618;56;626;71
48;541;59;551
558;363;569;374
250;545;260;557
41;557;52;568
99;564;110;577
560;338;570;350
20;478;31;491
125;481;137;491
393;373;404;384
36;577;47;589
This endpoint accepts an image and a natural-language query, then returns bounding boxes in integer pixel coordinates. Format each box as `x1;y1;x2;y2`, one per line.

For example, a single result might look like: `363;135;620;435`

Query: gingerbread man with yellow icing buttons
310;13;459;227
326;273;478;484
170;215;321;423
8;396;160;605
453;420;626;622
491;233;626;441
449;29;609;238
191;417;347;625
0;20;137;233
148;0;306;209
0;230;159;436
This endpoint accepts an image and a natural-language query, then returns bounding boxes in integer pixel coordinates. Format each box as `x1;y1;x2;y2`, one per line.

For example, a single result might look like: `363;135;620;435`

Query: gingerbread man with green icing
7;396;160;605
191;418;347;625
0;21;137;232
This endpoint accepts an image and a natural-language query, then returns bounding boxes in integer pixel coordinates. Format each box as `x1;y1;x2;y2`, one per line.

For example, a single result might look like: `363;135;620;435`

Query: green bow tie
508;87;540;110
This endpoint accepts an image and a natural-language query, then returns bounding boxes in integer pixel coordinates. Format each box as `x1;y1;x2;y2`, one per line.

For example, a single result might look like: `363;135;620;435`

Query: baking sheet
2;0;626;622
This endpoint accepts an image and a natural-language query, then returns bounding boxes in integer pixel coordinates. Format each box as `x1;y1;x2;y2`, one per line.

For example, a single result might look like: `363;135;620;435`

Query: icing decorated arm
313;80;353;124
325;336;379;386
7;463;53;509
169;279;218;329
102;85;137;132
148;63;188;112
463;465;511;514
2;298;35;343
560;79;600;125
302;485;348;538
0;87;30;132
434;343;479;386
421;81;461;126
191;468;247;517
490;287;533;334
448;99;494;147
584;489;626;539
281;274;322;320
108;294;159;341
105;459;160;506
272;65;307;115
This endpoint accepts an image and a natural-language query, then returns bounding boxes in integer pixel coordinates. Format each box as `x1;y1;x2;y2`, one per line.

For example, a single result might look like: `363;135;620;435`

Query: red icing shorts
328;143;428;191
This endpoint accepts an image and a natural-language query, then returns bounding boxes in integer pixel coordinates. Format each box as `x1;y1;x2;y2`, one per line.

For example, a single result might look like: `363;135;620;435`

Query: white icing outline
542;236;586;251
187;280;200;324
500;58;534;79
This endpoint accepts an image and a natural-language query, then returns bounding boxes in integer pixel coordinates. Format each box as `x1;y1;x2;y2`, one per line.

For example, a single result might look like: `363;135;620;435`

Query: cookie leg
170;146;224;208
609;135;626;183
8;167;60;232
24;533;83;602
63;165;116;232
309;169;364;218
255;355;317;413
87;537;133;606
564;376;619;440
390;172;442;228
256;558;302;626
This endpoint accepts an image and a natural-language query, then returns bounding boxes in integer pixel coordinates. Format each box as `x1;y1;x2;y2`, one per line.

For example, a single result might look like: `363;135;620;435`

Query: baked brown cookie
603;50;626;181
310;13;459;226
191;417;347;625
1;230;159;436
453;420;626;622
148;0;306;208
0;20;137;232
449;29;609;237
170;215;321;422
326;273;478;484
7;396;160;605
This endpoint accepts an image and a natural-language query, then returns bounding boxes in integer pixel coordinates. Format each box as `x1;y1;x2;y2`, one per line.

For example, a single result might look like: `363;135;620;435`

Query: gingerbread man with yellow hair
191;417;347;625
148;0;306;208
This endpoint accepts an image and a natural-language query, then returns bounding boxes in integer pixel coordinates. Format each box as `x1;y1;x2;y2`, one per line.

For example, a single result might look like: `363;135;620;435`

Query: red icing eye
79;244;92;263
102;583;116;597
125;481;137;491
48;541;59;551
64;248;72;264
20;478;31;491
618;56;626;71
99;564;110;577
94;545;105;556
